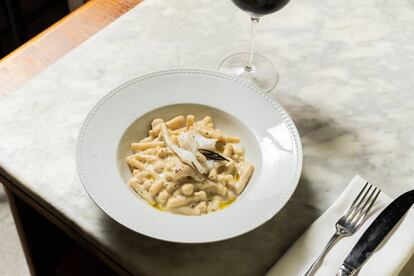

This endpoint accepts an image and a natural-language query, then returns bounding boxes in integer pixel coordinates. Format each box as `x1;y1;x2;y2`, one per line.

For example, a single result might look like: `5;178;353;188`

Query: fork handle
302;232;342;276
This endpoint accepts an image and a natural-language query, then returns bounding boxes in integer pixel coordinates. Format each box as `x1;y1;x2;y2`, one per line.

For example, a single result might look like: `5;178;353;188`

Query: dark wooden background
1;1;142;274
0;0;71;58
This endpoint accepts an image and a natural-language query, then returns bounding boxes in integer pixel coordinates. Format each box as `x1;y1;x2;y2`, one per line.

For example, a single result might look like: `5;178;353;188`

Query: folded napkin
267;175;414;276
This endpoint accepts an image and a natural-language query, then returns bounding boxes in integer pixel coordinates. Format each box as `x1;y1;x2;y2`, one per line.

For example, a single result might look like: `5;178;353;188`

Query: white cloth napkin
267;175;414;276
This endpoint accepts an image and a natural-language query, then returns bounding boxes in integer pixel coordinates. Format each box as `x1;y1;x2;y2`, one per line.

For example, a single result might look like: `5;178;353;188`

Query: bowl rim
76;68;303;243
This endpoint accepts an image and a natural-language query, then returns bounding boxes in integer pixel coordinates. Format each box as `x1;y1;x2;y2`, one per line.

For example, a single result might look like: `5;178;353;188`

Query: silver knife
337;190;414;276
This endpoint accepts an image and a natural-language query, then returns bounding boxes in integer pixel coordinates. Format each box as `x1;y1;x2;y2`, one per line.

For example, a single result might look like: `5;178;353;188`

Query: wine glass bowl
220;0;291;92
231;0;291;16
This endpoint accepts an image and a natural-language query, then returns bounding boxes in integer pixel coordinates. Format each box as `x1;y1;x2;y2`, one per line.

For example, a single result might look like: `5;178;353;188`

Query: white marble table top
0;0;413;275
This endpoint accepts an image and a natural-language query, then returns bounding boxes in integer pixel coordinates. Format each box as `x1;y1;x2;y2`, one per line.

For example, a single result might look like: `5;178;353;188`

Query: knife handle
336;264;355;276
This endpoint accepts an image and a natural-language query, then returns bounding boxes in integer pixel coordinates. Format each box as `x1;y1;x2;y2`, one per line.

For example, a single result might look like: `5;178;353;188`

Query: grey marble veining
0;0;413;275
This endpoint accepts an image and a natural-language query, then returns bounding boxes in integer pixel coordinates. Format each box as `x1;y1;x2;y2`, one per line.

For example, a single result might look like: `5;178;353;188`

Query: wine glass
220;0;291;92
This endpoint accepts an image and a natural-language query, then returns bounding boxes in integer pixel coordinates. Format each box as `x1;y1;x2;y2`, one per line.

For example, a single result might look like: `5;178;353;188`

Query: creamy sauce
126;115;254;216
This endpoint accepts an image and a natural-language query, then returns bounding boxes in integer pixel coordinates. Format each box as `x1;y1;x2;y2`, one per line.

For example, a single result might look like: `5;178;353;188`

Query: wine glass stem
245;16;260;72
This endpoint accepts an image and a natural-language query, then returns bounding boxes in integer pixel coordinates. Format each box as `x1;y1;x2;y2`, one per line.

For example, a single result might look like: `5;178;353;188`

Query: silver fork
303;182;381;276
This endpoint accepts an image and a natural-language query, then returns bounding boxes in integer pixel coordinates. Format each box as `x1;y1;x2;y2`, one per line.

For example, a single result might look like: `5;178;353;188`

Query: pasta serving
126;115;254;215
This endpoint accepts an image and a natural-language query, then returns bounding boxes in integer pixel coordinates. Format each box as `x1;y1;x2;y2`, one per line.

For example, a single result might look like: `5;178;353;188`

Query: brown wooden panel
1;175;133;275
5;186;120;276
0;0;143;95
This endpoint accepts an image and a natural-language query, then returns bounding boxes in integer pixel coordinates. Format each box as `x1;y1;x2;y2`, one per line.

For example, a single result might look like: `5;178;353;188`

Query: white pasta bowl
76;69;302;243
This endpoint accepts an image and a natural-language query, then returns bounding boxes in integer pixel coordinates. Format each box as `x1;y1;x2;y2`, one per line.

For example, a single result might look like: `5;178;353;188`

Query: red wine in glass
219;0;291;91
232;0;291;16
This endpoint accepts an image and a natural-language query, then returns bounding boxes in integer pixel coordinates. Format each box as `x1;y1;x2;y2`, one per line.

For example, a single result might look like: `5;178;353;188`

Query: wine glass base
219;53;279;92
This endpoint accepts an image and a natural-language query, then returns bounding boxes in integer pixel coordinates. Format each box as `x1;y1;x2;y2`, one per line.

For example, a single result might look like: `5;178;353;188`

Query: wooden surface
0;0;143;96
1;175;131;275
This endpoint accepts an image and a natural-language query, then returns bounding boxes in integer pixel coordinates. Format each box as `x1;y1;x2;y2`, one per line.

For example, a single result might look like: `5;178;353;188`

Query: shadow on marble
89;97;399;276
94;112;403;275
91;100;333;276
93;176;320;276
400;258;414;276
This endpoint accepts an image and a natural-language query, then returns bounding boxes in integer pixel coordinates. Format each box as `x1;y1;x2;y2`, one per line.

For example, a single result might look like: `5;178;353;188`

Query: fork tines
344;182;381;228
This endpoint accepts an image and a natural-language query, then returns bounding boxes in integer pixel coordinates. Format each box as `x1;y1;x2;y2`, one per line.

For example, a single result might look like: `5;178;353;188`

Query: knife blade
337;190;414;276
